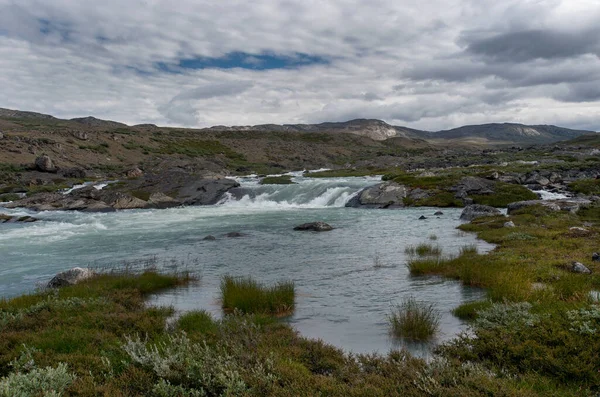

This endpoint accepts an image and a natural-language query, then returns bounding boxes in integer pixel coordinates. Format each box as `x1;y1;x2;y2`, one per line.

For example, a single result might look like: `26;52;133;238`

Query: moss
260;175;295;185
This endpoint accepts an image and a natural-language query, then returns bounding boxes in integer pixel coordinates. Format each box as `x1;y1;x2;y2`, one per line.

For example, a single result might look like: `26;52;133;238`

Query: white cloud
0;0;598;131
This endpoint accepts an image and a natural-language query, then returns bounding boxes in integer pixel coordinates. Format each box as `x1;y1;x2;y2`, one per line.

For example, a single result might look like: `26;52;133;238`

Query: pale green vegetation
388;297;440;340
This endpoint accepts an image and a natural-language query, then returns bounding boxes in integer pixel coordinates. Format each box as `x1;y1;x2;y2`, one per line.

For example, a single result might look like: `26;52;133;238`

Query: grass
452;300;492;320
471;182;538;207
405;243;442;257
388;297;440;340
260;175;295;185
220;276;295;316
569;178;600;195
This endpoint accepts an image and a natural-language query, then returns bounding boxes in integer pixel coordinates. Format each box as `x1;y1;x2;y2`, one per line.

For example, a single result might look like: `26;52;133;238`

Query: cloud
0;0;598;131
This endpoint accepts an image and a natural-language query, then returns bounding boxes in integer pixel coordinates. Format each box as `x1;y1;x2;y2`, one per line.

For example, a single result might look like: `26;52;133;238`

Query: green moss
260;175;295;185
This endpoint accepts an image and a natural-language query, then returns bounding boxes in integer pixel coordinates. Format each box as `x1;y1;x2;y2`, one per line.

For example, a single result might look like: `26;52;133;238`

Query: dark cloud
465;29;600;62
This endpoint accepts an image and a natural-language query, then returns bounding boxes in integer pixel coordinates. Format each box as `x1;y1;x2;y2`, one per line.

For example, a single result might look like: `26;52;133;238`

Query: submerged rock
48;267;95;288
460;204;501;221
570;262;592;274
203;235;217;241
225;232;245;238
293;222;333;232
0;214;38;223
418;215;427;220
434;211;444;216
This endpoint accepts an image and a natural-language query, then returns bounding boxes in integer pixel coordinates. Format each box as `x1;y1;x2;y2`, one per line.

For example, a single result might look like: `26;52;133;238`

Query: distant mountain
70;116;127;129
420;123;596;145
0;108;57;120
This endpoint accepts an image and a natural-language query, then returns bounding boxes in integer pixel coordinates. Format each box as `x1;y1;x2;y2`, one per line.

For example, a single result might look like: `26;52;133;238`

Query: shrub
0;362;76;396
220;276;295;316
388;297;440;340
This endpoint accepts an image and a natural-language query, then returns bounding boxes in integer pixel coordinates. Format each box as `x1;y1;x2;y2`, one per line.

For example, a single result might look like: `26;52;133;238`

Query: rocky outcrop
345;182;406;208
460;204;502;221
507;199;592;214
294;222;334;231
34;155;57;173
0;214;37;223
451;177;496;197
47;267;95;288
4;170;239;212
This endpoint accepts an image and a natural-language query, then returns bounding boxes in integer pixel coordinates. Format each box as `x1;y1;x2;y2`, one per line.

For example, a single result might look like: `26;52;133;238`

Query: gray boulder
294;222;333;232
570;262;592;274
504;221;516;228
460;204;502;221
345;182;406;208
203;235;216;241
48;267;95;288
225;232;245;238
451;177;496;196
34;155;57;173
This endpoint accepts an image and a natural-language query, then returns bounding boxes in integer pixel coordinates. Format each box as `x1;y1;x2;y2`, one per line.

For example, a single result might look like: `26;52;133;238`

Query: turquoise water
0;174;493;355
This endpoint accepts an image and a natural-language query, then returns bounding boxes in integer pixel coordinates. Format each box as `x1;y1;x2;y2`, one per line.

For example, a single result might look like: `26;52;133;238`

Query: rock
0;131;4;139
60;167;87;179
434;211;444;216
524;173;550;186
225;232;245;238
0;214;37;223
203;235;216;241
345;182;406;208
47;267;95;288
34;155;57;173
504;221;516;228
507;199;591;215
570;262;592;274
126;167;143;178
451;177;496;197
419;215;427;220
460;204;502;221
147;192;178;209
293;222;334;232
74;131;88;140
592;253;600;262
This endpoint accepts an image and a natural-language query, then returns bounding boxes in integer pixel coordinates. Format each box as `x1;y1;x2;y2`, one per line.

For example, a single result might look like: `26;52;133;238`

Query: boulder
0;131;4;139
460;204;502;221
34;155;57;173
504;221;516;228
293;222;334;232
0;214;37;223
74;131;88;141
47;267;95;288
345;182;406;208
225;232;245;238
451;177;496;197
203;235;216;241
524;173;550;186
434;211;444;216
570;262;592;274
147;192;178;209
592;253;599;262
418;215;427;220
126;167;143;178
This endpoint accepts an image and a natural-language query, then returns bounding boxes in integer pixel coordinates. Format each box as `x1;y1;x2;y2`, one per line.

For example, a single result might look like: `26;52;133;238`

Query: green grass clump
569;178;600;195
176;310;218;334
388;297;440;340
220;276;295;316
405;243;442;257
471;182;538;207
452;300;492;320
260;175;295;185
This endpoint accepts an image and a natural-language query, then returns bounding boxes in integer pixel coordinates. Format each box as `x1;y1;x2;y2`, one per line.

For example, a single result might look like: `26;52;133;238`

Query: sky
0;0;599;131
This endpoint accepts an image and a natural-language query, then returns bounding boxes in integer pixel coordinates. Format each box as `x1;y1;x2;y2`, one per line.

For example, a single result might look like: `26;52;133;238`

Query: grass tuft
405;243;442;257
388;297;440;340
220;276;295;316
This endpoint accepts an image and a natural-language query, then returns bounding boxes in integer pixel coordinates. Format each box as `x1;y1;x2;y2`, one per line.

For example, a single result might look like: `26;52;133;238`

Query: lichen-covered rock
47;267;95;288
460;204;502;221
570;262;592;274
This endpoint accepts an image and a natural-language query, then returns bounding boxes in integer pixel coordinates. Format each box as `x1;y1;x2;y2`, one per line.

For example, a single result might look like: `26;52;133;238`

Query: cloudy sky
0;0;599;131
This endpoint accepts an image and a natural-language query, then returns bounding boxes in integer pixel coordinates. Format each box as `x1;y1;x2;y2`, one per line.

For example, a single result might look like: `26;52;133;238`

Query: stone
74;131;88;140
293;222;333;232
419;215;427;220
147;192;178;209
203;235;216;241
460;204;502;221
34;155;57;173
434;211;444;216
504;221;516;228
345;182;406;208
126;167;143;178
47;267;95;288
225;232;245;238
0;131;4;139
592;253;600;262
570;262;592;274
